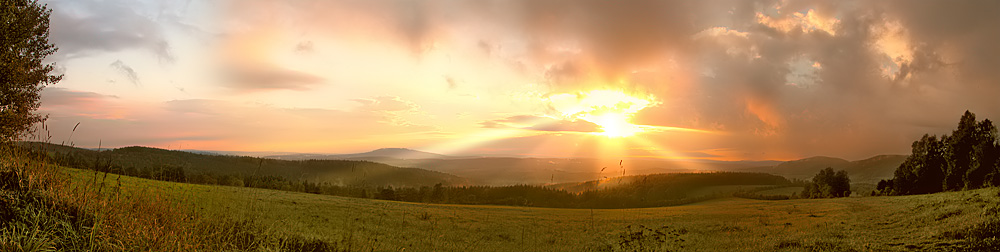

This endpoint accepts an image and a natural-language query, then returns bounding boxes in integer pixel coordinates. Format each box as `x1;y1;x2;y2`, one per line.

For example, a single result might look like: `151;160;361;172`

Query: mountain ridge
266;147;458;160
20;142;469;187
750;154;907;183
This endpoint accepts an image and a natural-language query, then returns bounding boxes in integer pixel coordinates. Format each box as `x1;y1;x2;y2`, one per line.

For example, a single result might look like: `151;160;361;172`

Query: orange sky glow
36;0;1000;161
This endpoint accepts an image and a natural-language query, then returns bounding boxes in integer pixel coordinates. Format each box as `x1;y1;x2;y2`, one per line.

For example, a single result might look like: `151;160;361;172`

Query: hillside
311;157;783;186
546;172;791;194
266;148;453;160
750;155;907;184
22;142;468;187
65;167;999;251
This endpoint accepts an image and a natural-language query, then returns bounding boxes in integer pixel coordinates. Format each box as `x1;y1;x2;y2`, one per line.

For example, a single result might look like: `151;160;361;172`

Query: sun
545;89;657;138
588;112;643;138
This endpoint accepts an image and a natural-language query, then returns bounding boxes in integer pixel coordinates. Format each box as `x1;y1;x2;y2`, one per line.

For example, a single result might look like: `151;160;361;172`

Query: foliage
1;0;63;142
878;111;1000;196
800;167;851;198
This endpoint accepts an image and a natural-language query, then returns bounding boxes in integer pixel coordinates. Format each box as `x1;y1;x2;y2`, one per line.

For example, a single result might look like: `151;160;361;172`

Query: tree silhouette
1;0;62;142
966;119;998;189
801;167;851;198
945;111;978;191
881;111;1000;195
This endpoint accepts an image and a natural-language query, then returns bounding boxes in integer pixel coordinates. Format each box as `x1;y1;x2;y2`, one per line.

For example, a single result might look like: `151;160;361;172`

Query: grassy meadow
63;167;1000;251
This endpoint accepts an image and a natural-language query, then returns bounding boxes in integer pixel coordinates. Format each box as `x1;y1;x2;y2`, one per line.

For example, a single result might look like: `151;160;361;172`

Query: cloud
40;95;439;151
481;115;601;133
39;88;125;120
220;64;325;91
444;76;458;90
350;96;432;129
44;0;1000;159
47;0;174;62
352;96;419;112
109;60;141;86
163;99;233;116
39;87;119;108
294;41;315;53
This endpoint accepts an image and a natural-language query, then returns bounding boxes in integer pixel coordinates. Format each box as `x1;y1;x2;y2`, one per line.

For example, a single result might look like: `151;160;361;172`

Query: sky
36;0;1000;161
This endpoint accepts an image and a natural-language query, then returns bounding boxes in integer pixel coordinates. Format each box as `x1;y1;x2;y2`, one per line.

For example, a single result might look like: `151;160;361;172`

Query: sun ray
418;128;528;156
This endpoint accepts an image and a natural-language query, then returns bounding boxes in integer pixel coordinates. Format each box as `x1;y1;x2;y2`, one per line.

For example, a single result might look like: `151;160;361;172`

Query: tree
897;134;948;195
801;167;851;198
1;0;62;142
966;119;999;189
944;111;977;191
885;111;1000;195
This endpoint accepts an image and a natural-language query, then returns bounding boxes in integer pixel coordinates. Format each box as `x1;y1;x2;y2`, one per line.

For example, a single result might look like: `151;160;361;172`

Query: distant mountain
762;156;851;179
266;148;452;160
748;155;907;183
20;142;468;187
843;155;909;183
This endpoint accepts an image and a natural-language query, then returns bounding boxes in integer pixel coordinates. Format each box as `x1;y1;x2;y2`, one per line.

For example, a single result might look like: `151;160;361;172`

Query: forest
876;111;1000;195
40;147;794;208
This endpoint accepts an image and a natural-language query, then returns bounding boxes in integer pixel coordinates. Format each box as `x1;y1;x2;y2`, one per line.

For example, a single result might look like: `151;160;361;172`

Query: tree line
44;149;794;208
876;111;1000;195
731;167;852;200
800;167;851;198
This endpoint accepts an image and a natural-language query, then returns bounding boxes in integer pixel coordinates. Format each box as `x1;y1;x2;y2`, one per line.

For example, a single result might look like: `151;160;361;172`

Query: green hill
335;157;780;186
22;142;468;187
546;172;792;194
752;155;907;184
65;167;999;251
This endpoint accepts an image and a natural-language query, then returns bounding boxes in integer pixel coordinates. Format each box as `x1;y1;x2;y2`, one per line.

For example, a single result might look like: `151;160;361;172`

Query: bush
801;168;851;198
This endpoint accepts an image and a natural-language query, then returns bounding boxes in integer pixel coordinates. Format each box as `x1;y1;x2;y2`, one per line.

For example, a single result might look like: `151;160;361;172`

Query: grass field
62;167;1000;251
686;185;775;198
756;187;805;197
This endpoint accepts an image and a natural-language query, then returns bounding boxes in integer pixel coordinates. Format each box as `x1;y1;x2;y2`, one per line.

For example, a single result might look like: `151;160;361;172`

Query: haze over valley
4;0;1000;251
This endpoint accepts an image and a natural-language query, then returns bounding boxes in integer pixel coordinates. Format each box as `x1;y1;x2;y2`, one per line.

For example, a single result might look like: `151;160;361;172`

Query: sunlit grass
62;167;1000;251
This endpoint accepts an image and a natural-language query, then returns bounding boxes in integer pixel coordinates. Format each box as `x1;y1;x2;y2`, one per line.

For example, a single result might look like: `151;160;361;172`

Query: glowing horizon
36;0;1000;161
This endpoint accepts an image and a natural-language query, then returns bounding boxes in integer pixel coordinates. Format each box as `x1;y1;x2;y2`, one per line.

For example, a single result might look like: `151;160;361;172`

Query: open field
757;187;805;197
686;185;776;198
64;167;999;251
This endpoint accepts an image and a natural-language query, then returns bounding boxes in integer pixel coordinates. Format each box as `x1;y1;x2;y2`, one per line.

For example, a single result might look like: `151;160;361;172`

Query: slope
24;142;468;187
329;157;782;186
751;155;907;184
266;148;452;160
65;167;999;252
